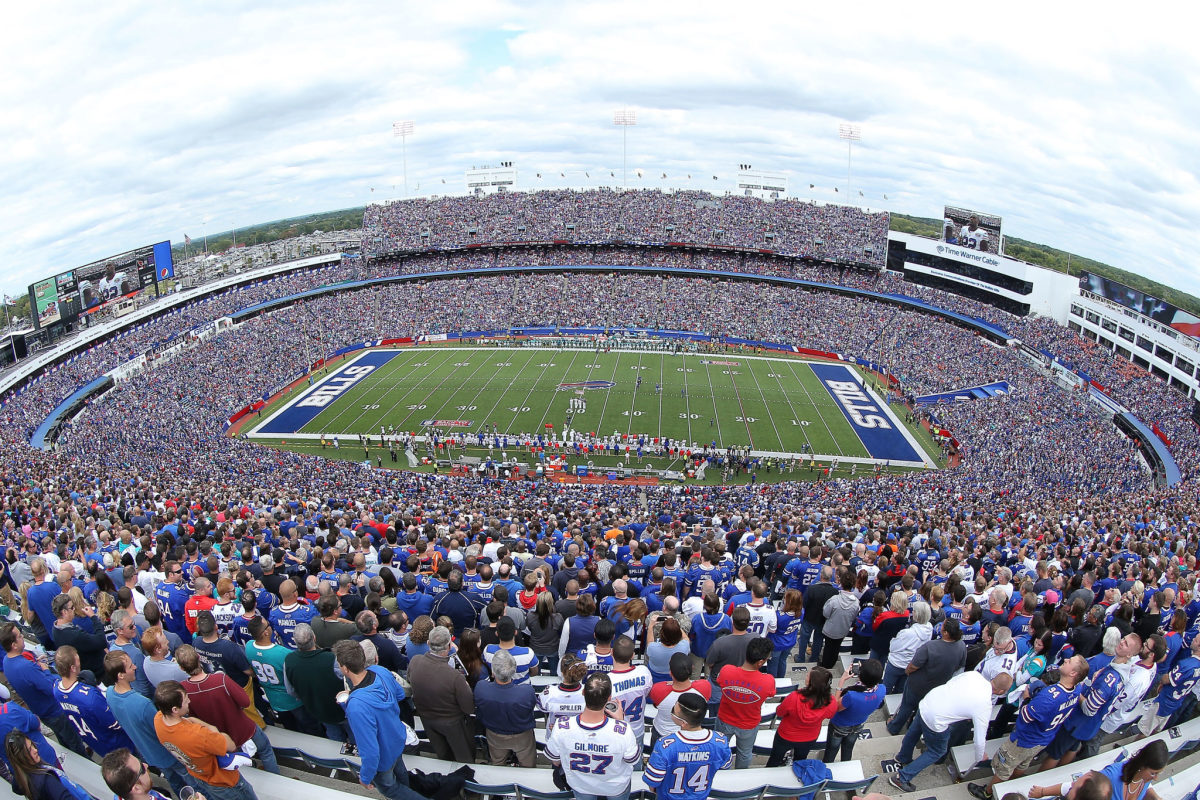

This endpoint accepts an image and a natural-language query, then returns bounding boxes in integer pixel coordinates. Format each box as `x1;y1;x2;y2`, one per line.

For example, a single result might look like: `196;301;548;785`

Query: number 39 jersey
645;729;733;800
546;715;641;796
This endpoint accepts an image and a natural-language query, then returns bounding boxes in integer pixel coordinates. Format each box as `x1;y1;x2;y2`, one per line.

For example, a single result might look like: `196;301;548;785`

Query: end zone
248;350;402;436
810;363;935;468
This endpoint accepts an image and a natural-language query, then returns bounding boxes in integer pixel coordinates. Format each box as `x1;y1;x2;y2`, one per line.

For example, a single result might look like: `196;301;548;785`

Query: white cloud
1;0;1199;302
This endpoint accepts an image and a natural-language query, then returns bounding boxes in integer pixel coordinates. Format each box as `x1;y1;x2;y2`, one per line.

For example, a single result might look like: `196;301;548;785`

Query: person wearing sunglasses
102;746;205;800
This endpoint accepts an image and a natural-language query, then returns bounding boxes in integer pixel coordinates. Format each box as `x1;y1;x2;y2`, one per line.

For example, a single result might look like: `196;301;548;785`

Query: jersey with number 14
610;664;653;744
644;729;733;800
53;680;135;756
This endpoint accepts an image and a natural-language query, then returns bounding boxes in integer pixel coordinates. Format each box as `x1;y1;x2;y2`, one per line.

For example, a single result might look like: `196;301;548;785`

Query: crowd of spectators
362;189;890;268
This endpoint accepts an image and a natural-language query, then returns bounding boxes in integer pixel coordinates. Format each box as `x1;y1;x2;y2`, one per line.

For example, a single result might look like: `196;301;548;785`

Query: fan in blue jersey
153;562;192;641
644;693;732;800
1041;640;1131;769
969;655;1089;800
733;537;760;573
1140;635;1200;735
268;580;315;649
53;646;135;756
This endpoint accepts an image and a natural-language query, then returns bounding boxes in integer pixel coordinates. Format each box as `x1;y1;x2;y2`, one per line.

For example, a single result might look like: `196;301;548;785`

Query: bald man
268;579;315;649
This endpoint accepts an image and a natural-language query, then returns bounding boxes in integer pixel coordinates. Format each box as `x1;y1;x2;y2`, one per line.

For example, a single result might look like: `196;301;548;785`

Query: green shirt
244;641;302;712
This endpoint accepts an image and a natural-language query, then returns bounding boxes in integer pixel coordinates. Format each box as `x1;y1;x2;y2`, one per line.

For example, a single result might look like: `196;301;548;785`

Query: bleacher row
52;692;1200;800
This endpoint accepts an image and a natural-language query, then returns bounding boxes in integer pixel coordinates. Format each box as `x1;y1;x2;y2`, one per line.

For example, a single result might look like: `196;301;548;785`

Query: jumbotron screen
942;206;1002;254
1080;272;1200;338
29;241;174;329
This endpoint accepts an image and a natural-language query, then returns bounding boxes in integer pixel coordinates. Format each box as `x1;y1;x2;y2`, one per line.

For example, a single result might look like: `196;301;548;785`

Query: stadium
2;9;1199;800
1;184;1198;800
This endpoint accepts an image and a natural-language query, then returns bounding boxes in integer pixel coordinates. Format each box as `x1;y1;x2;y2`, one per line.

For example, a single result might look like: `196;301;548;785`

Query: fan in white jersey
745;582;777;637
959;215;990;251
539;655;589;729
975;627;1020;702
546;673;641;800
609;636;653;753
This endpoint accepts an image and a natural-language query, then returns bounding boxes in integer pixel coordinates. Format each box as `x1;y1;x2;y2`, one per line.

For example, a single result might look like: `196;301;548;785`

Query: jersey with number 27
545;716;640;797
644;729;733;800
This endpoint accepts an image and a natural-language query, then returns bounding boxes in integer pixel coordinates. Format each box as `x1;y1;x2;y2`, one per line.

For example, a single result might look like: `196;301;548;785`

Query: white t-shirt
546;715;640;796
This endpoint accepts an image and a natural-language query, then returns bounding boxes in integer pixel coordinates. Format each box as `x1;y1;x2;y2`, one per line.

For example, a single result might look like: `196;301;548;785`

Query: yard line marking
625;352;643;438
592;352;623;438
761;360;814;453
656;352;665;442
419;347;495;424
681;353;694;444
743;360;786;452
785;360;846;456
723;360;756;449
533;348;580;433
477;350;544;436
701;359;724;449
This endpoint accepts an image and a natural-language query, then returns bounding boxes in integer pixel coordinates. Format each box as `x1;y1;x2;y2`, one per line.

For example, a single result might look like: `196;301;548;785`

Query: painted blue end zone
256;350;402;435
809;363;922;463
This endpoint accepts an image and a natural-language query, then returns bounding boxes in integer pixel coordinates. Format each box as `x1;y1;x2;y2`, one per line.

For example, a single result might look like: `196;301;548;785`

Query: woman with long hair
5;730;89;800
526;590;564;675
851;590;885;655
767;589;805;677
453;628;488;687
823;659;885;762
767;666;849;766
1103;740;1167;800
612;597;648;646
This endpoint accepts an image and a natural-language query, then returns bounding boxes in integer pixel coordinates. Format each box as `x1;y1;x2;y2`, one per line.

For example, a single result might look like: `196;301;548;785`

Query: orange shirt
154;712;237;787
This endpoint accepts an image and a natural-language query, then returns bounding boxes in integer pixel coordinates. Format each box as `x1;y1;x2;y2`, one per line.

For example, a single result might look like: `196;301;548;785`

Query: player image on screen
943;218;959;245
959;215;990;252
80;281;101;310
97;264;127;300
942;206;1002;255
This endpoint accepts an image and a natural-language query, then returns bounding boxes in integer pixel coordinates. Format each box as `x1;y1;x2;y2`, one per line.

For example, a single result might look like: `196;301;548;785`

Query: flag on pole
184;234;192;245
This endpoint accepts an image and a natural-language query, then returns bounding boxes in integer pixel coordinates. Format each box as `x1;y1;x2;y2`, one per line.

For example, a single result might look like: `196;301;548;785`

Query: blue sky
2;1;1198;301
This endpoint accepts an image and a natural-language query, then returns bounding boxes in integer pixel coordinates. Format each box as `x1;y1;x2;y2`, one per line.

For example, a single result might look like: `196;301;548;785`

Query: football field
247;346;935;467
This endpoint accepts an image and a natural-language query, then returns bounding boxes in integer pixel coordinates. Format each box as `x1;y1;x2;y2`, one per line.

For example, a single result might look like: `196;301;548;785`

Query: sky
2;1;1199;302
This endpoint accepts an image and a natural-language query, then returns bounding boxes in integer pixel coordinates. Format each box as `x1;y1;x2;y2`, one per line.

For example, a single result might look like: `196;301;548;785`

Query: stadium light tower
613;109;637;189
393;120;414;198
838;123;861;199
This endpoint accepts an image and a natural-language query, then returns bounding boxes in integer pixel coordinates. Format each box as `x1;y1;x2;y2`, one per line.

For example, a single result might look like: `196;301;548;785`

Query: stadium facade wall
886;231;1078;320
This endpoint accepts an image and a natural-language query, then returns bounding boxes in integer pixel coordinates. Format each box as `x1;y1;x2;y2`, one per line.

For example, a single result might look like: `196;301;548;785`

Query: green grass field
248;346;939;470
